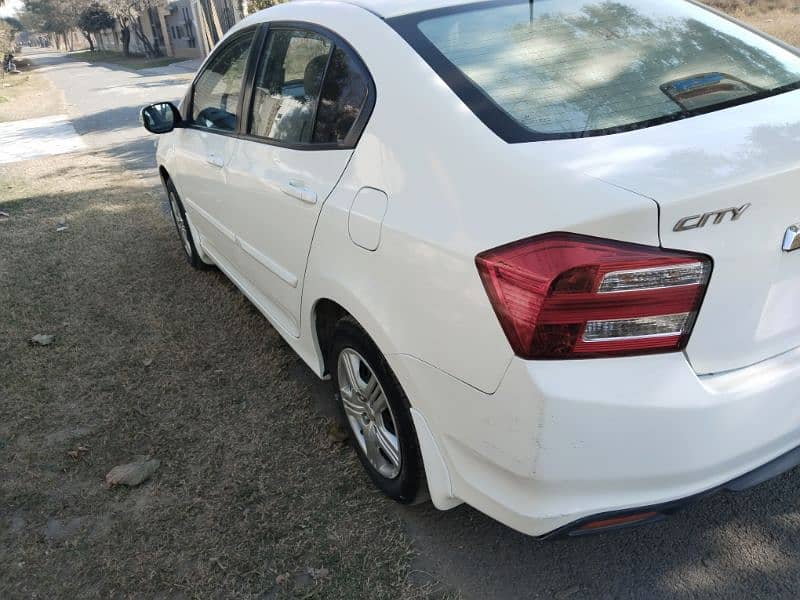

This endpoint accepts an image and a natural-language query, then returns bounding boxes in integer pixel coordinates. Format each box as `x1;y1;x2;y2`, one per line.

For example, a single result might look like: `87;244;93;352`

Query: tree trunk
131;18;156;57
82;31;95;52
121;26;131;57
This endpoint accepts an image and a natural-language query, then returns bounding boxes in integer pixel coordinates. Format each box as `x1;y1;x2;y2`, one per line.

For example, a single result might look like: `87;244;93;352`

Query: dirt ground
0;75;450;599
706;0;800;46
0;60;64;123
1;4;799;599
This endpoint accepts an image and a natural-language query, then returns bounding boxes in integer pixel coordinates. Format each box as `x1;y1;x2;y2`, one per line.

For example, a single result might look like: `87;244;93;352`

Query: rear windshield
389;0;800;141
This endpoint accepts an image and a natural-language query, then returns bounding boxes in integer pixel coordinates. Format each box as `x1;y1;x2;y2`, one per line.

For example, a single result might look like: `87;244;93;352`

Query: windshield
389;0;800;141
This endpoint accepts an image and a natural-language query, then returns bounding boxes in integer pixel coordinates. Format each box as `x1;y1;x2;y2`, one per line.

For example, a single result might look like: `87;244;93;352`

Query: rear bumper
544;441;800;538
390;345;800;537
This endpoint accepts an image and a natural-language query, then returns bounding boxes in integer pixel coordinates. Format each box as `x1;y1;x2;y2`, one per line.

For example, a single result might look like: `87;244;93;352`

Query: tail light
475;233;712;359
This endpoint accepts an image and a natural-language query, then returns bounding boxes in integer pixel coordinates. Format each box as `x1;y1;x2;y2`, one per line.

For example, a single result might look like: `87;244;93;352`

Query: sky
0;0;23;18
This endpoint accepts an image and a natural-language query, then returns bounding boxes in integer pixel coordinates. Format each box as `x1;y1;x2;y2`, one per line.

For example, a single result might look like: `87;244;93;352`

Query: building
164;1;202;58
86;0;249;59
189;0;247;56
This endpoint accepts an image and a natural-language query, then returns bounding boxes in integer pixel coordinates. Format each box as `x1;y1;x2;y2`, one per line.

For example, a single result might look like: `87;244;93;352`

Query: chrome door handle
280;181;317;205
206;153;224;168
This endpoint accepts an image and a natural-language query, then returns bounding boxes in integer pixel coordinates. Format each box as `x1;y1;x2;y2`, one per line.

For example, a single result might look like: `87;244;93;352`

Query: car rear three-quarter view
143;0;800;537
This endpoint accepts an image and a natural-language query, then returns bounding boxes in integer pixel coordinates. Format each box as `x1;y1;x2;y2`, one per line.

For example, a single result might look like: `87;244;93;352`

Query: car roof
289;0;485;18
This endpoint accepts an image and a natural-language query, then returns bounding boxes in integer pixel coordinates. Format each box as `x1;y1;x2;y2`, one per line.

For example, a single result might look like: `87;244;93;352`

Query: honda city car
141;0;800;536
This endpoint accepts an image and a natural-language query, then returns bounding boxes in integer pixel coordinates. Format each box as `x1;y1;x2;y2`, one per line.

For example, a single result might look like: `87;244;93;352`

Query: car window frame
239;20;377;152
185;25;262;138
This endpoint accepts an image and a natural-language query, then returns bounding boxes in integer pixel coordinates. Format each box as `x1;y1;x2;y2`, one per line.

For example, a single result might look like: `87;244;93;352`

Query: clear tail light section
475;233;712;359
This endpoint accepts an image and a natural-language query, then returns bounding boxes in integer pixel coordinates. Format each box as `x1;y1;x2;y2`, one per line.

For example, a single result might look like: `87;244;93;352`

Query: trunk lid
552;89;800;374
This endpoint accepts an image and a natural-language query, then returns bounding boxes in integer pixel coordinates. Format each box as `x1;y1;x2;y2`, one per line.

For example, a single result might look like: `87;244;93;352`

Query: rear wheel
164;177;209;270
330;317;423;503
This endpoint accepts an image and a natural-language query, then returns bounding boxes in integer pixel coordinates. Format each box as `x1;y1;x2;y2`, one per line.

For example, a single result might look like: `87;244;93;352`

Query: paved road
24;51;800;600
25;51;195;177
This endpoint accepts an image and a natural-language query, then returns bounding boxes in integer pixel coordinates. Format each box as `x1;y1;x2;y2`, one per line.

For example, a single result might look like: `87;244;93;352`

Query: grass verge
67;50;186;70
0;60;64;123
0;153;449;598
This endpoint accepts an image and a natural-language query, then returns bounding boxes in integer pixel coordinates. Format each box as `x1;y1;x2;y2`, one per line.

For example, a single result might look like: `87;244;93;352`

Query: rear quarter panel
298;4;662;393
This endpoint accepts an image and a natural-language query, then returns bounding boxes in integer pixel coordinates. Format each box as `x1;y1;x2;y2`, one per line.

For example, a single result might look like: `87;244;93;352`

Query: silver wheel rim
168;190;192;256
337;348;402;479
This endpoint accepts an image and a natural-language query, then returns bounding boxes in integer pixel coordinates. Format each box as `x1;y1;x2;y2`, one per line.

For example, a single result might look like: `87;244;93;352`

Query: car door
225;25;374;336
171;27;257;266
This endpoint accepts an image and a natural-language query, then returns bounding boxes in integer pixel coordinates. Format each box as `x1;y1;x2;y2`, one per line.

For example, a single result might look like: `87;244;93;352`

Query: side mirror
140;102;182;134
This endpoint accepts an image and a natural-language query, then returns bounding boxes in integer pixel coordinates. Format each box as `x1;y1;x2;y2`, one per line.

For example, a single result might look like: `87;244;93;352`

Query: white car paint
154;0;800;536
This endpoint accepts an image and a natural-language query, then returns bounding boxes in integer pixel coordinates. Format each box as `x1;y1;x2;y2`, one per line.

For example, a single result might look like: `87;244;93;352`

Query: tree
2;16;23;31
248;0;287;12
77;2;114;51
0;20;14;54
104;0;162;57
22;0;88;50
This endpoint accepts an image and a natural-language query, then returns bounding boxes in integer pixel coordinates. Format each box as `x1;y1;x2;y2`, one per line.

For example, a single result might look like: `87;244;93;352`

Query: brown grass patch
0;61;64;122
705;0;800;46
0;150;454;598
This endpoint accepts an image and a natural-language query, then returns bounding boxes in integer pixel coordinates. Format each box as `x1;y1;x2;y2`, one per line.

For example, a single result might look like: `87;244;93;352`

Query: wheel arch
308;295;459;510
312;297;348;377
308;295;397;380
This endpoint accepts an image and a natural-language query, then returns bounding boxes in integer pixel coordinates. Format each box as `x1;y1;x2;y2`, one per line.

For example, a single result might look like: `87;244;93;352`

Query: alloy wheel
337;348;402;479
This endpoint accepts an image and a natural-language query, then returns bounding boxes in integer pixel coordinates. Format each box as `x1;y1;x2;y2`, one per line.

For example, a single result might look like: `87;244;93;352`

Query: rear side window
191;30;255;132
390;0;800;141
313;47;370;144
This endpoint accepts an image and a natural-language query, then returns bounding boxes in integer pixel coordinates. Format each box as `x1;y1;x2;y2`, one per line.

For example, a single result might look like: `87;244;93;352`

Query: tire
330;317;423;504
164;177;210;270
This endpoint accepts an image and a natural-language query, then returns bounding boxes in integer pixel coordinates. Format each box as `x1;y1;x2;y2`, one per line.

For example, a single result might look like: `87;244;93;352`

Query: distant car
141;0;800;537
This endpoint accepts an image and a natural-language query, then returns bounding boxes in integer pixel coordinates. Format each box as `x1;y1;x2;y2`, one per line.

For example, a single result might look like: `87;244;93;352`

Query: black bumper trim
542;442;800;539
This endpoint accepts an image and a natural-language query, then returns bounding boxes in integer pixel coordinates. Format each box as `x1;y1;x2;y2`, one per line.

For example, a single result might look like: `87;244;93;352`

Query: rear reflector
575;511;661;533
476;233;712;359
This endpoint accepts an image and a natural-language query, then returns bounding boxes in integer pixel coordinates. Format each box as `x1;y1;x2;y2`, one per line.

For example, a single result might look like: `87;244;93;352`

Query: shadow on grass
0;158;449;598
66;50;187;71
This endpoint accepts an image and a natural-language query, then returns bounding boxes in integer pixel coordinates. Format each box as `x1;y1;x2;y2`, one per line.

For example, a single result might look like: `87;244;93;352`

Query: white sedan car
141;0;800;537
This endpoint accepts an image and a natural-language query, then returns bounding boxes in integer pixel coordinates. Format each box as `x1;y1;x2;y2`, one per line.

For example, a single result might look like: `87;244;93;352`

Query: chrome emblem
783;225;800;252
673;204;751;232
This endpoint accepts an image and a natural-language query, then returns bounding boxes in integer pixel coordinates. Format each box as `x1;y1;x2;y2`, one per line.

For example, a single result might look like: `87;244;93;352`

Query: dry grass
66;50;186;71
0;150;451;599
0;60;64;122
705;0;800;46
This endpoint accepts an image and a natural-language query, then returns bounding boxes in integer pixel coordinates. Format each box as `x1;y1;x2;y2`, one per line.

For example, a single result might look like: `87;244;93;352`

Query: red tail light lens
475;233;712;359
